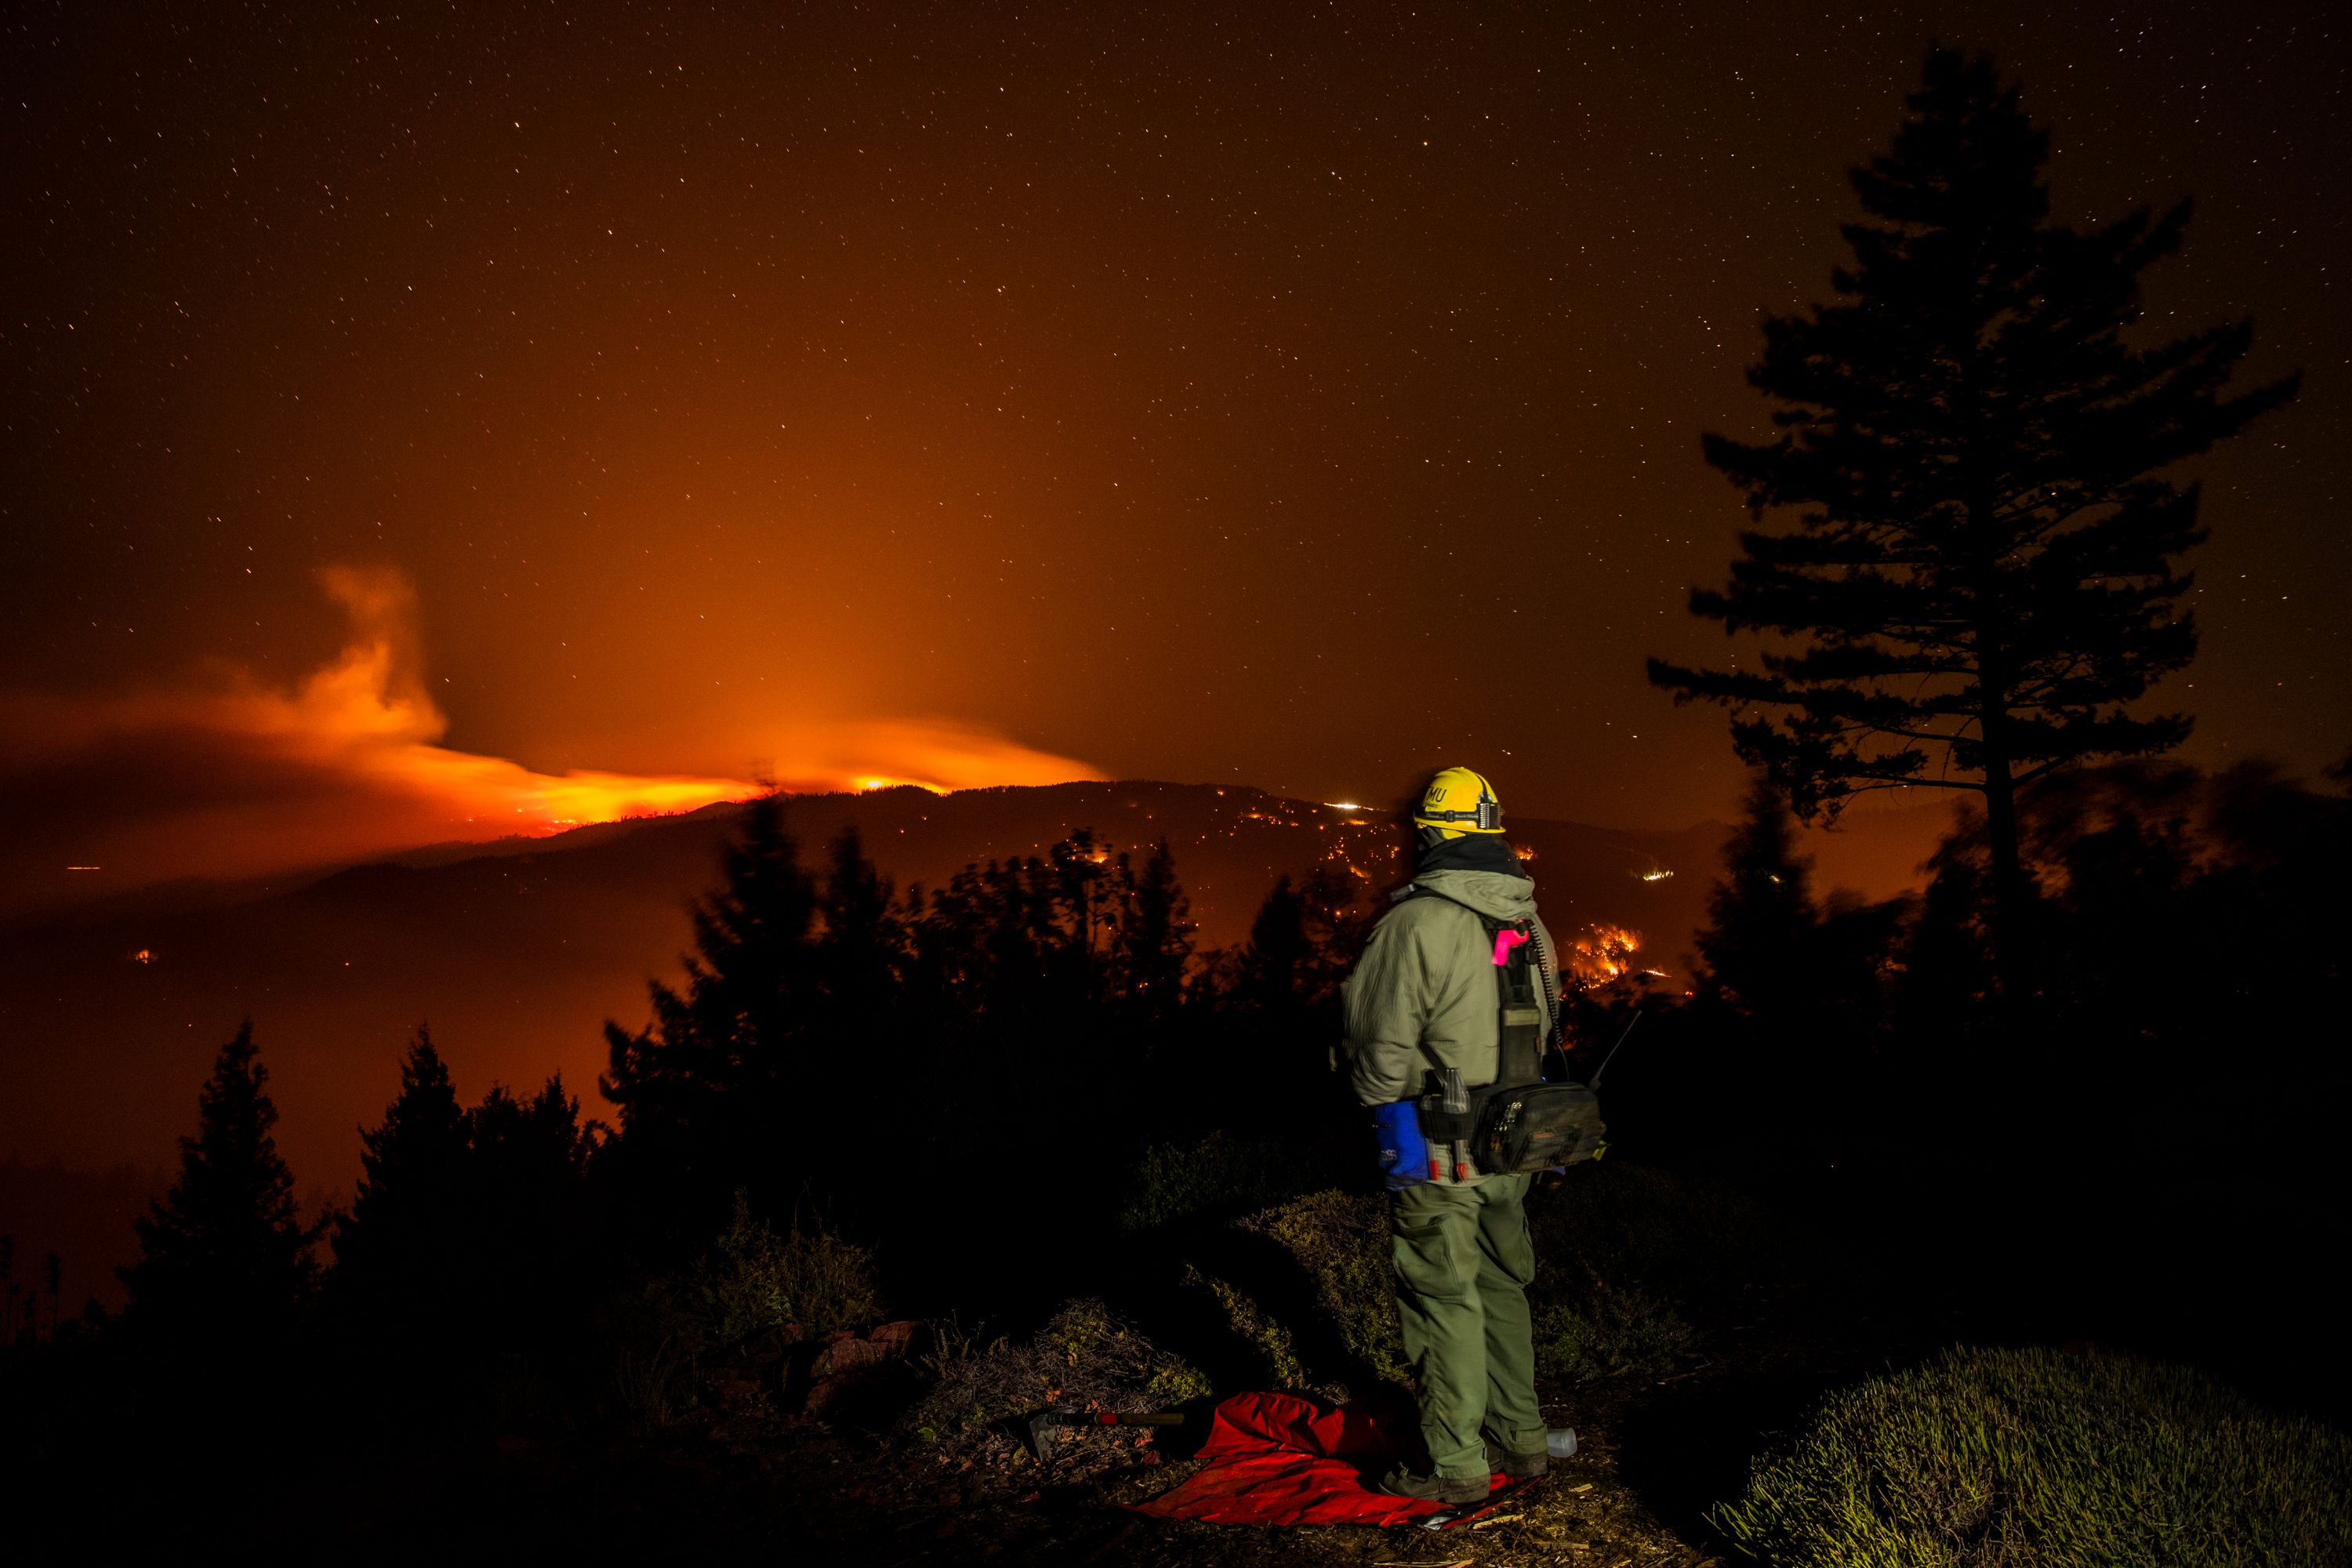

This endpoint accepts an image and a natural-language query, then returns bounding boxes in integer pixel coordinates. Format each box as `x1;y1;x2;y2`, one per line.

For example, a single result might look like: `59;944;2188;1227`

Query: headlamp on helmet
1414;767;1505;837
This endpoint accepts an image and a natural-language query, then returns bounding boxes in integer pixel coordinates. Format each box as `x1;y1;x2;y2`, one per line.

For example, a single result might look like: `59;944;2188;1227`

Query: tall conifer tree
1112;839;1196;1022
1233;876;1312;1015
603;797;819;1115
817;825;906;1044
332;1027;467;1316
1696;777;1821;1021
601;794;820;1228
120;1023;317;1338
464;1074;590;1333
1649;49;2296;995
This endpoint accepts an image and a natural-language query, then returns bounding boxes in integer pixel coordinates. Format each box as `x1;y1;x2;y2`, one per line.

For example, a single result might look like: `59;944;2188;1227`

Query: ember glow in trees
1648;49;2296;995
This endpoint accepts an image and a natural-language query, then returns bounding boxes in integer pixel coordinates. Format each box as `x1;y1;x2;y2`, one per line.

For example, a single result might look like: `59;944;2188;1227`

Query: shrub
1188;1181;1712;1398
589;1277;696;1434
1181;1262;1307;1388
1117;1134;1330;1232
1171;1189;1410;1399
1237;1190;1410;1388
1515;1161;1826;1386
904;1298;1209;1446
687;1192;877;1345
1169;1170;1761;1400
1531;1274;1697;1384
1711;1345;2352;1567
586;1196;877;1433
1524;1161;1806;1313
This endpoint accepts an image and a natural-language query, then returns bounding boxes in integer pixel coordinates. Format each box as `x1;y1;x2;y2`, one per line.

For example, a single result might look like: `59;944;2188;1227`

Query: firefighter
1340;766;1558;1503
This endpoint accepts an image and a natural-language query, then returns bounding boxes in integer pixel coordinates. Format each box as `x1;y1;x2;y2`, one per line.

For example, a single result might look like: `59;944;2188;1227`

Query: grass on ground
1712;1344;2352;1568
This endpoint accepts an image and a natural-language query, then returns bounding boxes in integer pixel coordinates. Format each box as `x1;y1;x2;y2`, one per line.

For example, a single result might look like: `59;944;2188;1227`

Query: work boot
1483;1427;1575;1478
1377;1463;1490;1505
1481;1436;1545;1479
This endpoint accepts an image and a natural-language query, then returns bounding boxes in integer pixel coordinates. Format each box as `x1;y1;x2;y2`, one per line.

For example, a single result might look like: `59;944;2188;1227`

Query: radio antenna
1588;1009;1643;1091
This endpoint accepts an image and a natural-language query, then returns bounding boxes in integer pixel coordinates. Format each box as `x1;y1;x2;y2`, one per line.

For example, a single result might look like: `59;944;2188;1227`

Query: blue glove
1371;1100;1430;1191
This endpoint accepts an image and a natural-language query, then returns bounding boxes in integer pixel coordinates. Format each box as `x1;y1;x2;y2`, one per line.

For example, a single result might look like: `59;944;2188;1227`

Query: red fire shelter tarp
1131;1390;1512;1529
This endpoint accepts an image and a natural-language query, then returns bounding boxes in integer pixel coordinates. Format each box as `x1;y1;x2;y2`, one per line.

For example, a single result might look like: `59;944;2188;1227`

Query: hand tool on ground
1418;1472;1547;1531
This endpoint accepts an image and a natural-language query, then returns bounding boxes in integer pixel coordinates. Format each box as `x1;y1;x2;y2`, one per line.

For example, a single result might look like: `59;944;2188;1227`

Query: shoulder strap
1403;887;1546;1087
1492;928;1544;1086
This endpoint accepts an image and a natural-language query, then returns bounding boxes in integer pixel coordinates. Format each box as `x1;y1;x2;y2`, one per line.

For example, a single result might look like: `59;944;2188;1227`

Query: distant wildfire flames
1564;922;1661;986
1;565;1102;909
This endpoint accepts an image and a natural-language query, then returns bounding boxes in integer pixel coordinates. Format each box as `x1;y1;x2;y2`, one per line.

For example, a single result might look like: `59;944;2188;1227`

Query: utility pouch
1474;1080;1606;1172
1413;1065;1477;1182
1415;1100;1477;1149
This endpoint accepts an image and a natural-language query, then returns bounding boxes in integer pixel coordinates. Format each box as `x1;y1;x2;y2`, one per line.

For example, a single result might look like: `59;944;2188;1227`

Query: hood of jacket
1404;833;1536;926
1404;866;1538;924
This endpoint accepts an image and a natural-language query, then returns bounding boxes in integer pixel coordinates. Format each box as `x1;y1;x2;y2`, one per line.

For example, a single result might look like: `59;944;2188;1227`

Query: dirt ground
350;1302;1930;1568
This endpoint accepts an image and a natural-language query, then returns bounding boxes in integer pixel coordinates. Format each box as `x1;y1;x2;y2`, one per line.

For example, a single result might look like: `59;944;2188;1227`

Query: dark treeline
1624;47;2342;1423
8;757;2351;1551
1;804;1385;1486
592;807;1373;1305
1595;757;2352;1416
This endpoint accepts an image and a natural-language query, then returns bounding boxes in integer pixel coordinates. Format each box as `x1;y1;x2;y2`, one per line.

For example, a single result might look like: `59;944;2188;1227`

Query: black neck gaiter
1415;833;1528;879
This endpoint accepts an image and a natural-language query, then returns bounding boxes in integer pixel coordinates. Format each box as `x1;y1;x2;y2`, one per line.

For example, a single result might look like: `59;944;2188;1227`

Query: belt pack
1412;900;1606;1179
1419;1076;1606;1179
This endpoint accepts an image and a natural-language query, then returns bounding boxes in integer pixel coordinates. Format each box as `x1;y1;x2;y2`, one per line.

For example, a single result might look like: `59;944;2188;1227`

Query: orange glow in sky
0;567;1101;913
238;568;765;833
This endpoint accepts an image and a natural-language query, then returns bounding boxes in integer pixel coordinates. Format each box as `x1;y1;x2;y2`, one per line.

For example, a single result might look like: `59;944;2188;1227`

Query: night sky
5;2;2345;913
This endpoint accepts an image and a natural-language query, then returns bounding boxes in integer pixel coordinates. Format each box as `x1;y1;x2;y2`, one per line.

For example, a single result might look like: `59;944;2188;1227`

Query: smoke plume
1;567;1100;920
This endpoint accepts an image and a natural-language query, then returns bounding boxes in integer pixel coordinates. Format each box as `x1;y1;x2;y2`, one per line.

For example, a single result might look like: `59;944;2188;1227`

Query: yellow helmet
1415;766;1504;837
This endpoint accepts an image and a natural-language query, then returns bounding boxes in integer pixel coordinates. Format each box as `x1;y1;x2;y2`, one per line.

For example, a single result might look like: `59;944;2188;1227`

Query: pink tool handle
1491;927;1528;966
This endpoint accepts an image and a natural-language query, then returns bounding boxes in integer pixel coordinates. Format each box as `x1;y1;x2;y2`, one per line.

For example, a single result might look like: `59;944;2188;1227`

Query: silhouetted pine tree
912;832;1121;1028
1231;866;1363;1014
818;826;905;1030
601;795;820;1230
2326;746;2352;795
1232;875;1313;1017
1649;48;2296;998
1299;865;1375;991
329;1040;592;1404
1695;777;1821;1020
814;825;916;1167
1048;828;1115;997
1211;869;1367;1141
119;1023;317;1341
464;1074;591;1337
331;1027;467;1326
1112;839;1196;1024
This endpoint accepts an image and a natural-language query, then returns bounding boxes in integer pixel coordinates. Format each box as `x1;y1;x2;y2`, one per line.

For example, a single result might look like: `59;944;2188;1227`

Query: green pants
1388;1174;1544;1478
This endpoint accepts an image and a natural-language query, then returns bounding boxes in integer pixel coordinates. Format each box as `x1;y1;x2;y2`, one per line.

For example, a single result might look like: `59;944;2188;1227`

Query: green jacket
1338;864;1558;1185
